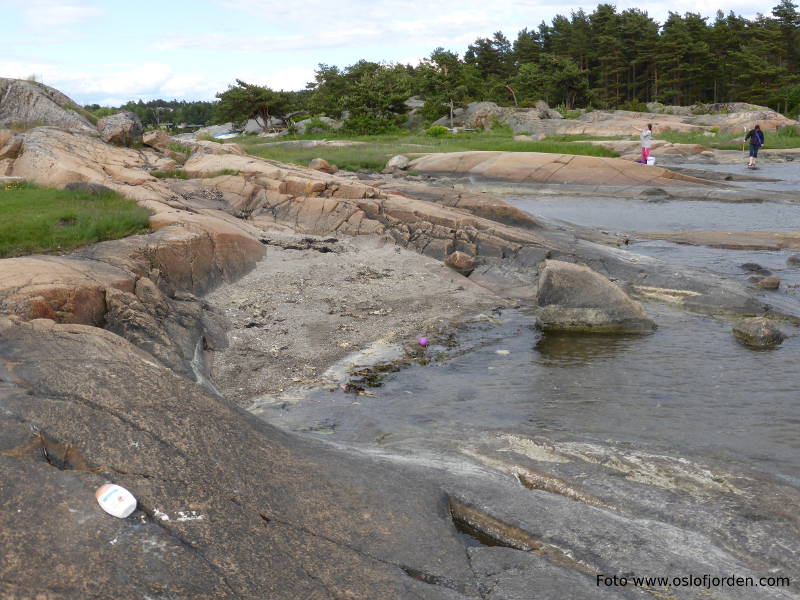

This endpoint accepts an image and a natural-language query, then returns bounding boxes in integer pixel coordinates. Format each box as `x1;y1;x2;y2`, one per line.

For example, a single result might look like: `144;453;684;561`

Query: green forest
87;2;800;130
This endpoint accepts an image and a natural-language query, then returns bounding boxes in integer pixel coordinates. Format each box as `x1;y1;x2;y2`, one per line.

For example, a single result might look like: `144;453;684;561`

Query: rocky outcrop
0;78;96;132
732;317;786;347
535;260;656;333
97;110;144;147
409;151;717;186
0;316;479;599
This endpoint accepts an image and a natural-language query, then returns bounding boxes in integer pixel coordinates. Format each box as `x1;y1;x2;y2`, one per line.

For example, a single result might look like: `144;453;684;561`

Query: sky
2;0;769;106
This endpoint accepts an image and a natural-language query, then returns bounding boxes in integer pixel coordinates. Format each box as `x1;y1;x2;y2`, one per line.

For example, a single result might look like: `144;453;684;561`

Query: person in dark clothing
744;124;765;167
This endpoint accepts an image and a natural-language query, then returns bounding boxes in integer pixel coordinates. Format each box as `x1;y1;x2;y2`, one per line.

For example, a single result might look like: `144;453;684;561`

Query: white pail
646;157;655;165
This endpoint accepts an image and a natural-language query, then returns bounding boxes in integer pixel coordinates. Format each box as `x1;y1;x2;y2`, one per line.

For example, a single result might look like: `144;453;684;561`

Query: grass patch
151;169;188;179
197;134;224;143
236;129;618;171
658;127;800;150
168;142;193;155
63;103;98;125
203;169;240;178
5;121;47;133
0;182;151;258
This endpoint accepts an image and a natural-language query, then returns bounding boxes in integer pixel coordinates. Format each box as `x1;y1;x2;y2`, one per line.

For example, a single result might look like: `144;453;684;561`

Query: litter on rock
418;337;429;347
95;483;137;518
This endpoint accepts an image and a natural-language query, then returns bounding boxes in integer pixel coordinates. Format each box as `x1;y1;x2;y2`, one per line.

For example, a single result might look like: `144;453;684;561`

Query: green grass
658;126;800;150
151;169;188;179
168;142;193;155
234;129;618;171
204;169;240;178
0;182;151;258
5;121;47;132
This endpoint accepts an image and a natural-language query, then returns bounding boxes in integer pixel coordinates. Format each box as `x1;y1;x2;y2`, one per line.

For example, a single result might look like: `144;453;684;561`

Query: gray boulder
445;251;476;276
96;110;143;147
732;317;786;348
294;116;343;135
308;157;337;174
386;155;410;170
535;260;656;333
0;78;95;132
757;275;780;290
787;254;800;267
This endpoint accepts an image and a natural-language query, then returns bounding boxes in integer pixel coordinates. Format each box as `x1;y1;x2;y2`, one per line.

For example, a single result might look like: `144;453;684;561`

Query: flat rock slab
409;151;717;187
641;231;800;251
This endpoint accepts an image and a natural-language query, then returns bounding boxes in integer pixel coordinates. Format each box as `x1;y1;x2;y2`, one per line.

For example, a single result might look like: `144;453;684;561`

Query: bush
426;125;449;137
619;98;648;112
343;114;399;135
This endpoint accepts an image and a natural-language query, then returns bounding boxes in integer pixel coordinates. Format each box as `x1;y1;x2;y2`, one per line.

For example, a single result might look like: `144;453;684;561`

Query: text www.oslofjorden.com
596;573;790;590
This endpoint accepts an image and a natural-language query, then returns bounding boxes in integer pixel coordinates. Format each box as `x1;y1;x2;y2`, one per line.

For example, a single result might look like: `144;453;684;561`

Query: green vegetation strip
0;182;151;258
657;126;800;150
236;129;617;171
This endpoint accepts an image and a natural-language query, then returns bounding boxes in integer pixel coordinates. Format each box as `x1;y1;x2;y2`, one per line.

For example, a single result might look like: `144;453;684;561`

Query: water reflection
534;332;645;365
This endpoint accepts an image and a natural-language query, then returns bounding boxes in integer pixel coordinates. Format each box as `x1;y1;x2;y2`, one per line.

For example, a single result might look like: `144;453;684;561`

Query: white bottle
95;483;137;518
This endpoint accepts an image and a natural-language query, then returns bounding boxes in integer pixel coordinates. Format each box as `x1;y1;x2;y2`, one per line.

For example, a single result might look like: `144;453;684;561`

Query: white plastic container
646;157;656;165
95;483;137;518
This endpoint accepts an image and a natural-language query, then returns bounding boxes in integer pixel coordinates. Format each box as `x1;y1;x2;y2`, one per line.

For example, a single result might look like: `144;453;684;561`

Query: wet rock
757;275;780;289
469;547;629;599
97;110;143;147
732;317;786;347
638;187;670;202
740;262;771;275
787;254;800;267
445;251;476;276
308;157;337;174
535;260;656;333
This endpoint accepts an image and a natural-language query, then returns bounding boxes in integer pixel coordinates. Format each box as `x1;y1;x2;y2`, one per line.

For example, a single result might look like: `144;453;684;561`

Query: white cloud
20;0;102;28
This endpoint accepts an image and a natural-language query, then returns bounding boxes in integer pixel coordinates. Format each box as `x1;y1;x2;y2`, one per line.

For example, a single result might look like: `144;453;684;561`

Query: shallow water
258;164;800;490
267;305;800;486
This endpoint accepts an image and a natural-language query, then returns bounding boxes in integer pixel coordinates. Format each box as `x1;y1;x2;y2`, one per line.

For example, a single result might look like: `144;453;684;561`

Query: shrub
343;114;399;135
619;98;648;112
426;125;449;137
197;134;224;143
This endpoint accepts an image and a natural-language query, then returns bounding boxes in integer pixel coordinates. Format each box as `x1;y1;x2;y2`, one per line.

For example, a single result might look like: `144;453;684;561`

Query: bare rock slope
0;78;96;132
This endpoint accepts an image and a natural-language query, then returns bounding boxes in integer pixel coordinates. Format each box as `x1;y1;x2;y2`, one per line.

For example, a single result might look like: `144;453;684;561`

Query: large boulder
408;151;717;187
0;78;96;132
97;110;143;147
294;116;343;135
535;260;656;333
732;317;786;348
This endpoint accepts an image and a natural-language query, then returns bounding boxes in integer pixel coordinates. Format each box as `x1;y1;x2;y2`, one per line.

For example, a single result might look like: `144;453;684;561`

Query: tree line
88;2;800;133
